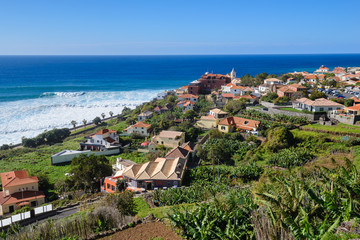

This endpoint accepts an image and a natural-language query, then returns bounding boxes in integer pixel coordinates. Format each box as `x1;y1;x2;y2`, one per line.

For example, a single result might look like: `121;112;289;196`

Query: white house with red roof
177;100;196;112
178;94;199;102
80;128;119;151
0;170;45;215
124;121;152;137
315;65;329;73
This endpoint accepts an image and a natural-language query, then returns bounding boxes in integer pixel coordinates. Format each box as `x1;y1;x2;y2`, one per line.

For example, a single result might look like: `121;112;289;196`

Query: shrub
268;147;314;168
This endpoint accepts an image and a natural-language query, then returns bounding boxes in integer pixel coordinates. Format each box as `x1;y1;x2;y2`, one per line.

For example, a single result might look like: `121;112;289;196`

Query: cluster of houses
4;65;360;215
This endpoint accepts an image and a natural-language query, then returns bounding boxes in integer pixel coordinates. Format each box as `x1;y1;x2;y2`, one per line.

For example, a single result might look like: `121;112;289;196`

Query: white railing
0;204;52;228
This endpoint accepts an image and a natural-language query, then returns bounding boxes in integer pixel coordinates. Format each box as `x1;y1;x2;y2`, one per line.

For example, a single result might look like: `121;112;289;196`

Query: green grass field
279;107;303;113
0;120;129;185
301;123;360;135
134;197;195;219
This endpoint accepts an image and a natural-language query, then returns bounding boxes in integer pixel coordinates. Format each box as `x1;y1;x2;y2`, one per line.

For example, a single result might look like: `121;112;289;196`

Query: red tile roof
218;117;260;131
132;121;152;128
346;104;360;111
0;170;38;188
178;94;199;99
222;93;235;98
0;191;45;205
94;129;117;135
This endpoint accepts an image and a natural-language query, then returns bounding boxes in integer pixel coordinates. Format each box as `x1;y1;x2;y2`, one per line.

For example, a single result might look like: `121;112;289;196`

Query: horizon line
1;53;360;57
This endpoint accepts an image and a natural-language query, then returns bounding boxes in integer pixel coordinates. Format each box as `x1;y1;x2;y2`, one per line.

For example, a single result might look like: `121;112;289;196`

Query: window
91;139;94;143
142;131;144;134
244;121;249;125
32;186;34;190
221;126;225;130
107;183;110;189
319;108;324;111
112;185;115;191
328;108;332;111
31;201;37;207
26;187;28;190
161;141;164;144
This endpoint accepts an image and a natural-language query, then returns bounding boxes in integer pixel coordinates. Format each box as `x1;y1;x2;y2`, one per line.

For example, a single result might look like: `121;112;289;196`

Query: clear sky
0;0;359;55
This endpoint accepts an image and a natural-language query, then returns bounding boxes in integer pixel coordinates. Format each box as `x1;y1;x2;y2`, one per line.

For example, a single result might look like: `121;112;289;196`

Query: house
315;65;329;73
217;117;260;134
221;93;235;99
195;115;218;129
188;73;232;95
178;94;199;102
80;129;119;151
259;84;277;93
277;86;295;98
292;98;344;112
264;78;283;85
181;141;197;158
113;158;136;174
0;170;45;215
122;157;187;190
153;105;169;114
209;108;228;119
177;100;196;112
165;146;189;160
233;94;259;104
138;111;153;121
124;121;152;137
101;176;123;193
151;130;185;148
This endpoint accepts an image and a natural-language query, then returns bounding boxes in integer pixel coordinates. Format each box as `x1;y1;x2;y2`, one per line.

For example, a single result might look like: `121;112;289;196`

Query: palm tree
109;111;114;117
82;119;87;125
101;113;105;119
71;120;77;128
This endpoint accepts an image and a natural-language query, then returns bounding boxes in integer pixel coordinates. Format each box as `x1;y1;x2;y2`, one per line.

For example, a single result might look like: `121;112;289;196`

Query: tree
71;120;77;128
260;92;278;102
82;119;87;125
103;191;135;215
309;90;327;100
344;99;354;107
93;116;102;125
101;113;106;119
224;99;247;114
183;110;197;120
69;155;113;192
0;144;10;150
109;111;114;117
265;127;295;152
116;179;127;192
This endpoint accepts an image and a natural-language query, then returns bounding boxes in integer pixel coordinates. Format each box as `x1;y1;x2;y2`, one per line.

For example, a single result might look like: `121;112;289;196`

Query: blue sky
0;0;359;55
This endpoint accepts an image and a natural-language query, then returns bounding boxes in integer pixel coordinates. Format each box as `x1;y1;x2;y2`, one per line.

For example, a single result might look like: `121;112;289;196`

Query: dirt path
100;221;183;240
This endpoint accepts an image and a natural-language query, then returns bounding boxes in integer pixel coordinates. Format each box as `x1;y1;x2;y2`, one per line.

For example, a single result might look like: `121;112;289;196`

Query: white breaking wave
40;92;86;98
0;90;162;145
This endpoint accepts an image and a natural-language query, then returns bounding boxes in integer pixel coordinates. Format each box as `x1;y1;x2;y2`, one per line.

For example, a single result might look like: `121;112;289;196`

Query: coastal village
2;65;360;239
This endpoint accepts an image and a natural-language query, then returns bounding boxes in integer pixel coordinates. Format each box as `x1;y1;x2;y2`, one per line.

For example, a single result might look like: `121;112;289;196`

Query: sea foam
0;90;162;145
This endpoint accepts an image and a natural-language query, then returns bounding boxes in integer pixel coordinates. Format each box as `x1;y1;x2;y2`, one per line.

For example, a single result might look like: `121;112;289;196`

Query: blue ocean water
1;54;360;103
0;54;359;145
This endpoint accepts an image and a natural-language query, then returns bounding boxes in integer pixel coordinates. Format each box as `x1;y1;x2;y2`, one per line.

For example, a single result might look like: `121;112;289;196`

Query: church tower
230;68;236;80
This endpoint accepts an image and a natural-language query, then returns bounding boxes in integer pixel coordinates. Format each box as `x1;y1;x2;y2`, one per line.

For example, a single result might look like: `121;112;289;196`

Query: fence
0;204;52;228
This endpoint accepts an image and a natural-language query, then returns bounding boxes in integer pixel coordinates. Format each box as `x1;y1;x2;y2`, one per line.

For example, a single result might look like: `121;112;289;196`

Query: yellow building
218;117;260;134
0;170;45;215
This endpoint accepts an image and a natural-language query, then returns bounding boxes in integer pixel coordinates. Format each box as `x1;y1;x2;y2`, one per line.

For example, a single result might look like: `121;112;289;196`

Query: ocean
1;54;360;145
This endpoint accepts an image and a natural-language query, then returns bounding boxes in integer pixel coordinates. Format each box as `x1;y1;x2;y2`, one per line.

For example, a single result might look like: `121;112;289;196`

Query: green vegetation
22;128;70;148
279;107;304;113
302;123;360;136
